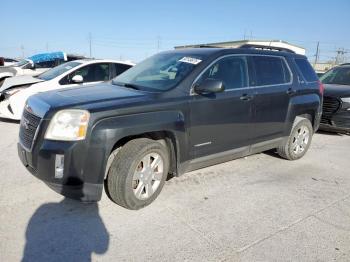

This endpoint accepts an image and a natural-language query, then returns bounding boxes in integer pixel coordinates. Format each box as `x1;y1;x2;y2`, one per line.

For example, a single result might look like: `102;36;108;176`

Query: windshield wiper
113;81;140;90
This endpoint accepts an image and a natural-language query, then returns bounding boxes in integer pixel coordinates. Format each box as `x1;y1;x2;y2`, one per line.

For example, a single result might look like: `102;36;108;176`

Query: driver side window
197;56;248;90
59;63;110;85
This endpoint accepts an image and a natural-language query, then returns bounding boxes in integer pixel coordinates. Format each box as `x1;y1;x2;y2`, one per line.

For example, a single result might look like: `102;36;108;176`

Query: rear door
248;55;293;143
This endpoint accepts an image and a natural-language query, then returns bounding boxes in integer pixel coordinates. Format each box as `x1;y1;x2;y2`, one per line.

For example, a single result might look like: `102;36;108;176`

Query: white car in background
0;52;85;85
0;59;134;120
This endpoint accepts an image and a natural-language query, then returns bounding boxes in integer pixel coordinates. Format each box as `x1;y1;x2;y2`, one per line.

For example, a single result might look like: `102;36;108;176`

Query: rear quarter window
294;58;318;82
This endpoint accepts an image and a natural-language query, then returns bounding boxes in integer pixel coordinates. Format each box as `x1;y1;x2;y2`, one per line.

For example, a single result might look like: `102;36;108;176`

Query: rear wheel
106;138;169;210
277;117;313;160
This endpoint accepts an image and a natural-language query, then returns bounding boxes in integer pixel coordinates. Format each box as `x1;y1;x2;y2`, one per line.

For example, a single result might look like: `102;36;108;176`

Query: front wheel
106;138;169;210
277;117;313;160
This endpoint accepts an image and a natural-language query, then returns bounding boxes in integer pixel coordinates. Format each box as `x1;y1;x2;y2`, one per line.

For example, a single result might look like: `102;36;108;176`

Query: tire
106;138;169;210
277;117;313;160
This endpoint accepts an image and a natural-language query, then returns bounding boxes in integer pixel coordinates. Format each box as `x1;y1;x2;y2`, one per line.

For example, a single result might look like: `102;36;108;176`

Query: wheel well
298;112;314;127
106;131;178;178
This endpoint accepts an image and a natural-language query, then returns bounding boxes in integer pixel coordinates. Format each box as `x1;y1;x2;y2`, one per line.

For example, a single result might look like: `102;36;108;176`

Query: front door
58;63;111;88
189;55;254;159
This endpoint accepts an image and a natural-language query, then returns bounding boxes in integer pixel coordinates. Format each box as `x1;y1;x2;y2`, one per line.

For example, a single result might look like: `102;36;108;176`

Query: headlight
341;97;350;103
45;110;90;141
4;88;23;96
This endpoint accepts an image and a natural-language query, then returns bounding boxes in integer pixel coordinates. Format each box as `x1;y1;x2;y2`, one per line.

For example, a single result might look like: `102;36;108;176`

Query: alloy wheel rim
132;152;164;200
292;125;310;155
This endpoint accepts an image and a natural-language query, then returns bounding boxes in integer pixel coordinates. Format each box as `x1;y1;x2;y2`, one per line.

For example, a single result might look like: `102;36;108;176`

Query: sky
2;0;350;63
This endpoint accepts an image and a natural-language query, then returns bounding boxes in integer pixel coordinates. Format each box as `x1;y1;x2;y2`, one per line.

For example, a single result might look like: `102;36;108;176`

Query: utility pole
335;48;346;65
157;36;161;52
20;45;24;58
89;33;92;58
314;41;320;66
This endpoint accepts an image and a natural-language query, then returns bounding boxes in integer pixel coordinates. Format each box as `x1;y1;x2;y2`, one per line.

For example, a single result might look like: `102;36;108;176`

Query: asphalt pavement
0;120;349;262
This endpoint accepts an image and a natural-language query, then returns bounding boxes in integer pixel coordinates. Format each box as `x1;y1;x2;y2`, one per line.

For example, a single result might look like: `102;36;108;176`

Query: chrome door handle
286;88;296;95
240;94;253;101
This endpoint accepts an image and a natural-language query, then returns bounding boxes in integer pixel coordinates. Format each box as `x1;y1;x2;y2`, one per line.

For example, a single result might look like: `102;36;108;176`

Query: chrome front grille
19;109;41;150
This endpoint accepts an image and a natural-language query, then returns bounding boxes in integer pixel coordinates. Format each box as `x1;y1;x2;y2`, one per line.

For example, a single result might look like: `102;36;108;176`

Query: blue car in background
0;51;84;85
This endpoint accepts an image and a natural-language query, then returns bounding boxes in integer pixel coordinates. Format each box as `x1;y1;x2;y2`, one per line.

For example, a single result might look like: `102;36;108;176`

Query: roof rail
239;44;295;53
197;45;223;48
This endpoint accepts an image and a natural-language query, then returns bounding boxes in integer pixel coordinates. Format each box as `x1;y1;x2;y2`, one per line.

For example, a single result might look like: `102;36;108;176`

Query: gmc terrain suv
18;46;323;210
319;64;350;133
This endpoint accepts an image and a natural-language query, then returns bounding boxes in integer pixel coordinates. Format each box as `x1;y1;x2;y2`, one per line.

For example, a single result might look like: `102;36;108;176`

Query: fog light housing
55;155;64;179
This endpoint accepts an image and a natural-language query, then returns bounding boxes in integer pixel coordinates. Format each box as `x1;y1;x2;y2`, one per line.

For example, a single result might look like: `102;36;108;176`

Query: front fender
82;111;188;184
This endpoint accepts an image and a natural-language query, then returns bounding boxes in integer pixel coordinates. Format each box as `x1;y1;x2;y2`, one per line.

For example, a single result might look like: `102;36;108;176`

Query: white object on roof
175;39;306;55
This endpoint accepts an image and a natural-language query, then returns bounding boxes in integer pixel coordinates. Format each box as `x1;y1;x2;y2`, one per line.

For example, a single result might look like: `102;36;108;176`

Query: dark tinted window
112;63;132;78
320;67;350;85
198;56;248;90
295;58;318;82
4;58;17;62
252;56;291;86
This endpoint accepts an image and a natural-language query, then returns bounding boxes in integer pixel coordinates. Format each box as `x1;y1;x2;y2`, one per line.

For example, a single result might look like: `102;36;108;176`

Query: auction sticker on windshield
179;57;202;65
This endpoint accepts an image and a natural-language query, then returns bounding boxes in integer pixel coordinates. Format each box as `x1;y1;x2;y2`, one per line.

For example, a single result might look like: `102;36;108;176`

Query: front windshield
37;61;81;81
320;67;350;85
12;59;29;67
112;52;204;91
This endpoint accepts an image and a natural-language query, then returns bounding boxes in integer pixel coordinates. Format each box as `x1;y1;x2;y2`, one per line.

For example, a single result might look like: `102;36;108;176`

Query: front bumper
319;110;350;134
18;141;104;202
319;123;350;134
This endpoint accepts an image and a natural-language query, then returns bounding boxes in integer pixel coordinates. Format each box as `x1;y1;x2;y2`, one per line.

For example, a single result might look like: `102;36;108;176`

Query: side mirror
194;79;225;94
29;61;35;70
71;75;83;84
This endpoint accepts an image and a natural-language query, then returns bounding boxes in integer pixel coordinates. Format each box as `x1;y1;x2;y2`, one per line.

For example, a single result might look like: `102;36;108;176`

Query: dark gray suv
18;46;323;209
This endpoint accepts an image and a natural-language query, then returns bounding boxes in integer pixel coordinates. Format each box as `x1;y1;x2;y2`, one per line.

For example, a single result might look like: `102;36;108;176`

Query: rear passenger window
294;58;318;82
252;56;291;86
198;56;248;90
112;63;133;78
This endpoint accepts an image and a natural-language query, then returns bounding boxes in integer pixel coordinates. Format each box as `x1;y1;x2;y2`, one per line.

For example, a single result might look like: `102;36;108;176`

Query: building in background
175;39;306;55
313;62;334;73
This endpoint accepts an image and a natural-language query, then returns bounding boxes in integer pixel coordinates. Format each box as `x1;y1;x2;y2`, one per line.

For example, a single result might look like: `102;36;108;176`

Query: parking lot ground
0;120;350;262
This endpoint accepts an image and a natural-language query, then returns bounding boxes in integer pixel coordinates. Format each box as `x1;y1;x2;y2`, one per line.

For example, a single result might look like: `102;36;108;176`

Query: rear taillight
318;81;324;96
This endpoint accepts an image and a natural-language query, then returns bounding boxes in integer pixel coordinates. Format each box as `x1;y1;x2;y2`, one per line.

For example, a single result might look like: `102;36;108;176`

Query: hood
0;66;17;75
34;82;147;110
0;75;44;92
324;84;350;98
